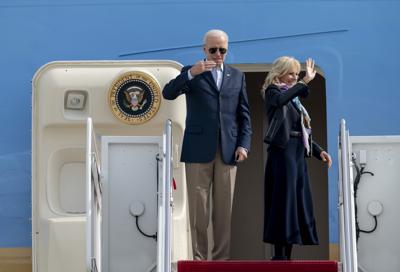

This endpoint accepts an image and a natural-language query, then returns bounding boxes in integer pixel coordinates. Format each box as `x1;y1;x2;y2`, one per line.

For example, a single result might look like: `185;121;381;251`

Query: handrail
86;117;102;272
91;120;102;196
338;119;358;272
157;119;173;272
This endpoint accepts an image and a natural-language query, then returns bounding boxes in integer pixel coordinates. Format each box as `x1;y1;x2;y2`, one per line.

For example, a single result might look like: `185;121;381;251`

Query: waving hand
303;58;316;84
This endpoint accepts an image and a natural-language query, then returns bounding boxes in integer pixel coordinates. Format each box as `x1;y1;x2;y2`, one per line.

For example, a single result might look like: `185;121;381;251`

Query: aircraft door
100;135;161;272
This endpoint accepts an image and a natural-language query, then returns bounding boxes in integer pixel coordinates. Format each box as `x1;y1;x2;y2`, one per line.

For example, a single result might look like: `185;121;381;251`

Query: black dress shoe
271;255;288;260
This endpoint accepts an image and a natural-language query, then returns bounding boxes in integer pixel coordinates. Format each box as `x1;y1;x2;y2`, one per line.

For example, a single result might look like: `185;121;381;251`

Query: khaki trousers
185;147;237;260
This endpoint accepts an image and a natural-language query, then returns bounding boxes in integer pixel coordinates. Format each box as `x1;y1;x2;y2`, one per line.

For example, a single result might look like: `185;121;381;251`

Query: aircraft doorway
230;66;329;260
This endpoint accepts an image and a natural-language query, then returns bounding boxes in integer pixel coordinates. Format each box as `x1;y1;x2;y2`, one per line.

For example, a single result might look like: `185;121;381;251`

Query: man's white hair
203;29;229;44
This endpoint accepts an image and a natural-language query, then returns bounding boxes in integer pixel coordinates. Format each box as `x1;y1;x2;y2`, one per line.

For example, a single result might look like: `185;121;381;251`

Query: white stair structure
32;61;188;272
86;117;173;272
338;119;400;272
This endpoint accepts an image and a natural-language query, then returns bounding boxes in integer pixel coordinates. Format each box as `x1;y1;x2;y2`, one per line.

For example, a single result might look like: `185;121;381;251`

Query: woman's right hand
320;151;332;168
303;58;316;83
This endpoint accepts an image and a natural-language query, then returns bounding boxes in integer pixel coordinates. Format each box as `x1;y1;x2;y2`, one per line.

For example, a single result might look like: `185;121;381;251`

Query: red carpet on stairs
178;260;339;272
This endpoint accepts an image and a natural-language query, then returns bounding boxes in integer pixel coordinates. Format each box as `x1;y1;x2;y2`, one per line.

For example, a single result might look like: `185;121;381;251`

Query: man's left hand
235;147;248;162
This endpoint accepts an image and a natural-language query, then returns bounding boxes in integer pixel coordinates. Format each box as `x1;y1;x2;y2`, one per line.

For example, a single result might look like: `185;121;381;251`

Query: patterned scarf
280;84;312;155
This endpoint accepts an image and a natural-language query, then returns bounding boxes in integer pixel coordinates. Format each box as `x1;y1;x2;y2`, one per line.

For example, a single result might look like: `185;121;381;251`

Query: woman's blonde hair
261;56;301;98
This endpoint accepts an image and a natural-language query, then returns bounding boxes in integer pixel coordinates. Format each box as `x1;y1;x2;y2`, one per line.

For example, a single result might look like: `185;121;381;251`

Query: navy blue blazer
162;64;252;165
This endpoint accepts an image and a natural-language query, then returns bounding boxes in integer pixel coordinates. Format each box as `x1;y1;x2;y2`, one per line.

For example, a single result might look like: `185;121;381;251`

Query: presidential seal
109;71;161;124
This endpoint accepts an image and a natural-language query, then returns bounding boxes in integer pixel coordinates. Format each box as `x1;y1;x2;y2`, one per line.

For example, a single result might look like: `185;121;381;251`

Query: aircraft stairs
32;62;400;272
85;119;356;272
174;119;357;272
175;119;355;272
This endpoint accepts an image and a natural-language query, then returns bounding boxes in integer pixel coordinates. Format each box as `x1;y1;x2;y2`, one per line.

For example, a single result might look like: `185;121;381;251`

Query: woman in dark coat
262;56;332;260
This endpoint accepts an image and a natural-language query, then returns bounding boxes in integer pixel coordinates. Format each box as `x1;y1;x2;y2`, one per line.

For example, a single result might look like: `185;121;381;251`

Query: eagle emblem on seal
124;86;147;111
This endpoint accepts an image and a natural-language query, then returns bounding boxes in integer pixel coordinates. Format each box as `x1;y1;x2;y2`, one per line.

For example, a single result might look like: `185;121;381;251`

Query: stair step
178;260;339;272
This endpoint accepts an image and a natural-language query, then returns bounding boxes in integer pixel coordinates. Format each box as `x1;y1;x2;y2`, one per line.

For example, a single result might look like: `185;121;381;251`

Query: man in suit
162;29;252;260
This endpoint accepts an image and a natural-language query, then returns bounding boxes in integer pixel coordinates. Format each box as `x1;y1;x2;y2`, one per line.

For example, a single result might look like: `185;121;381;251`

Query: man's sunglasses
208;47;227;54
